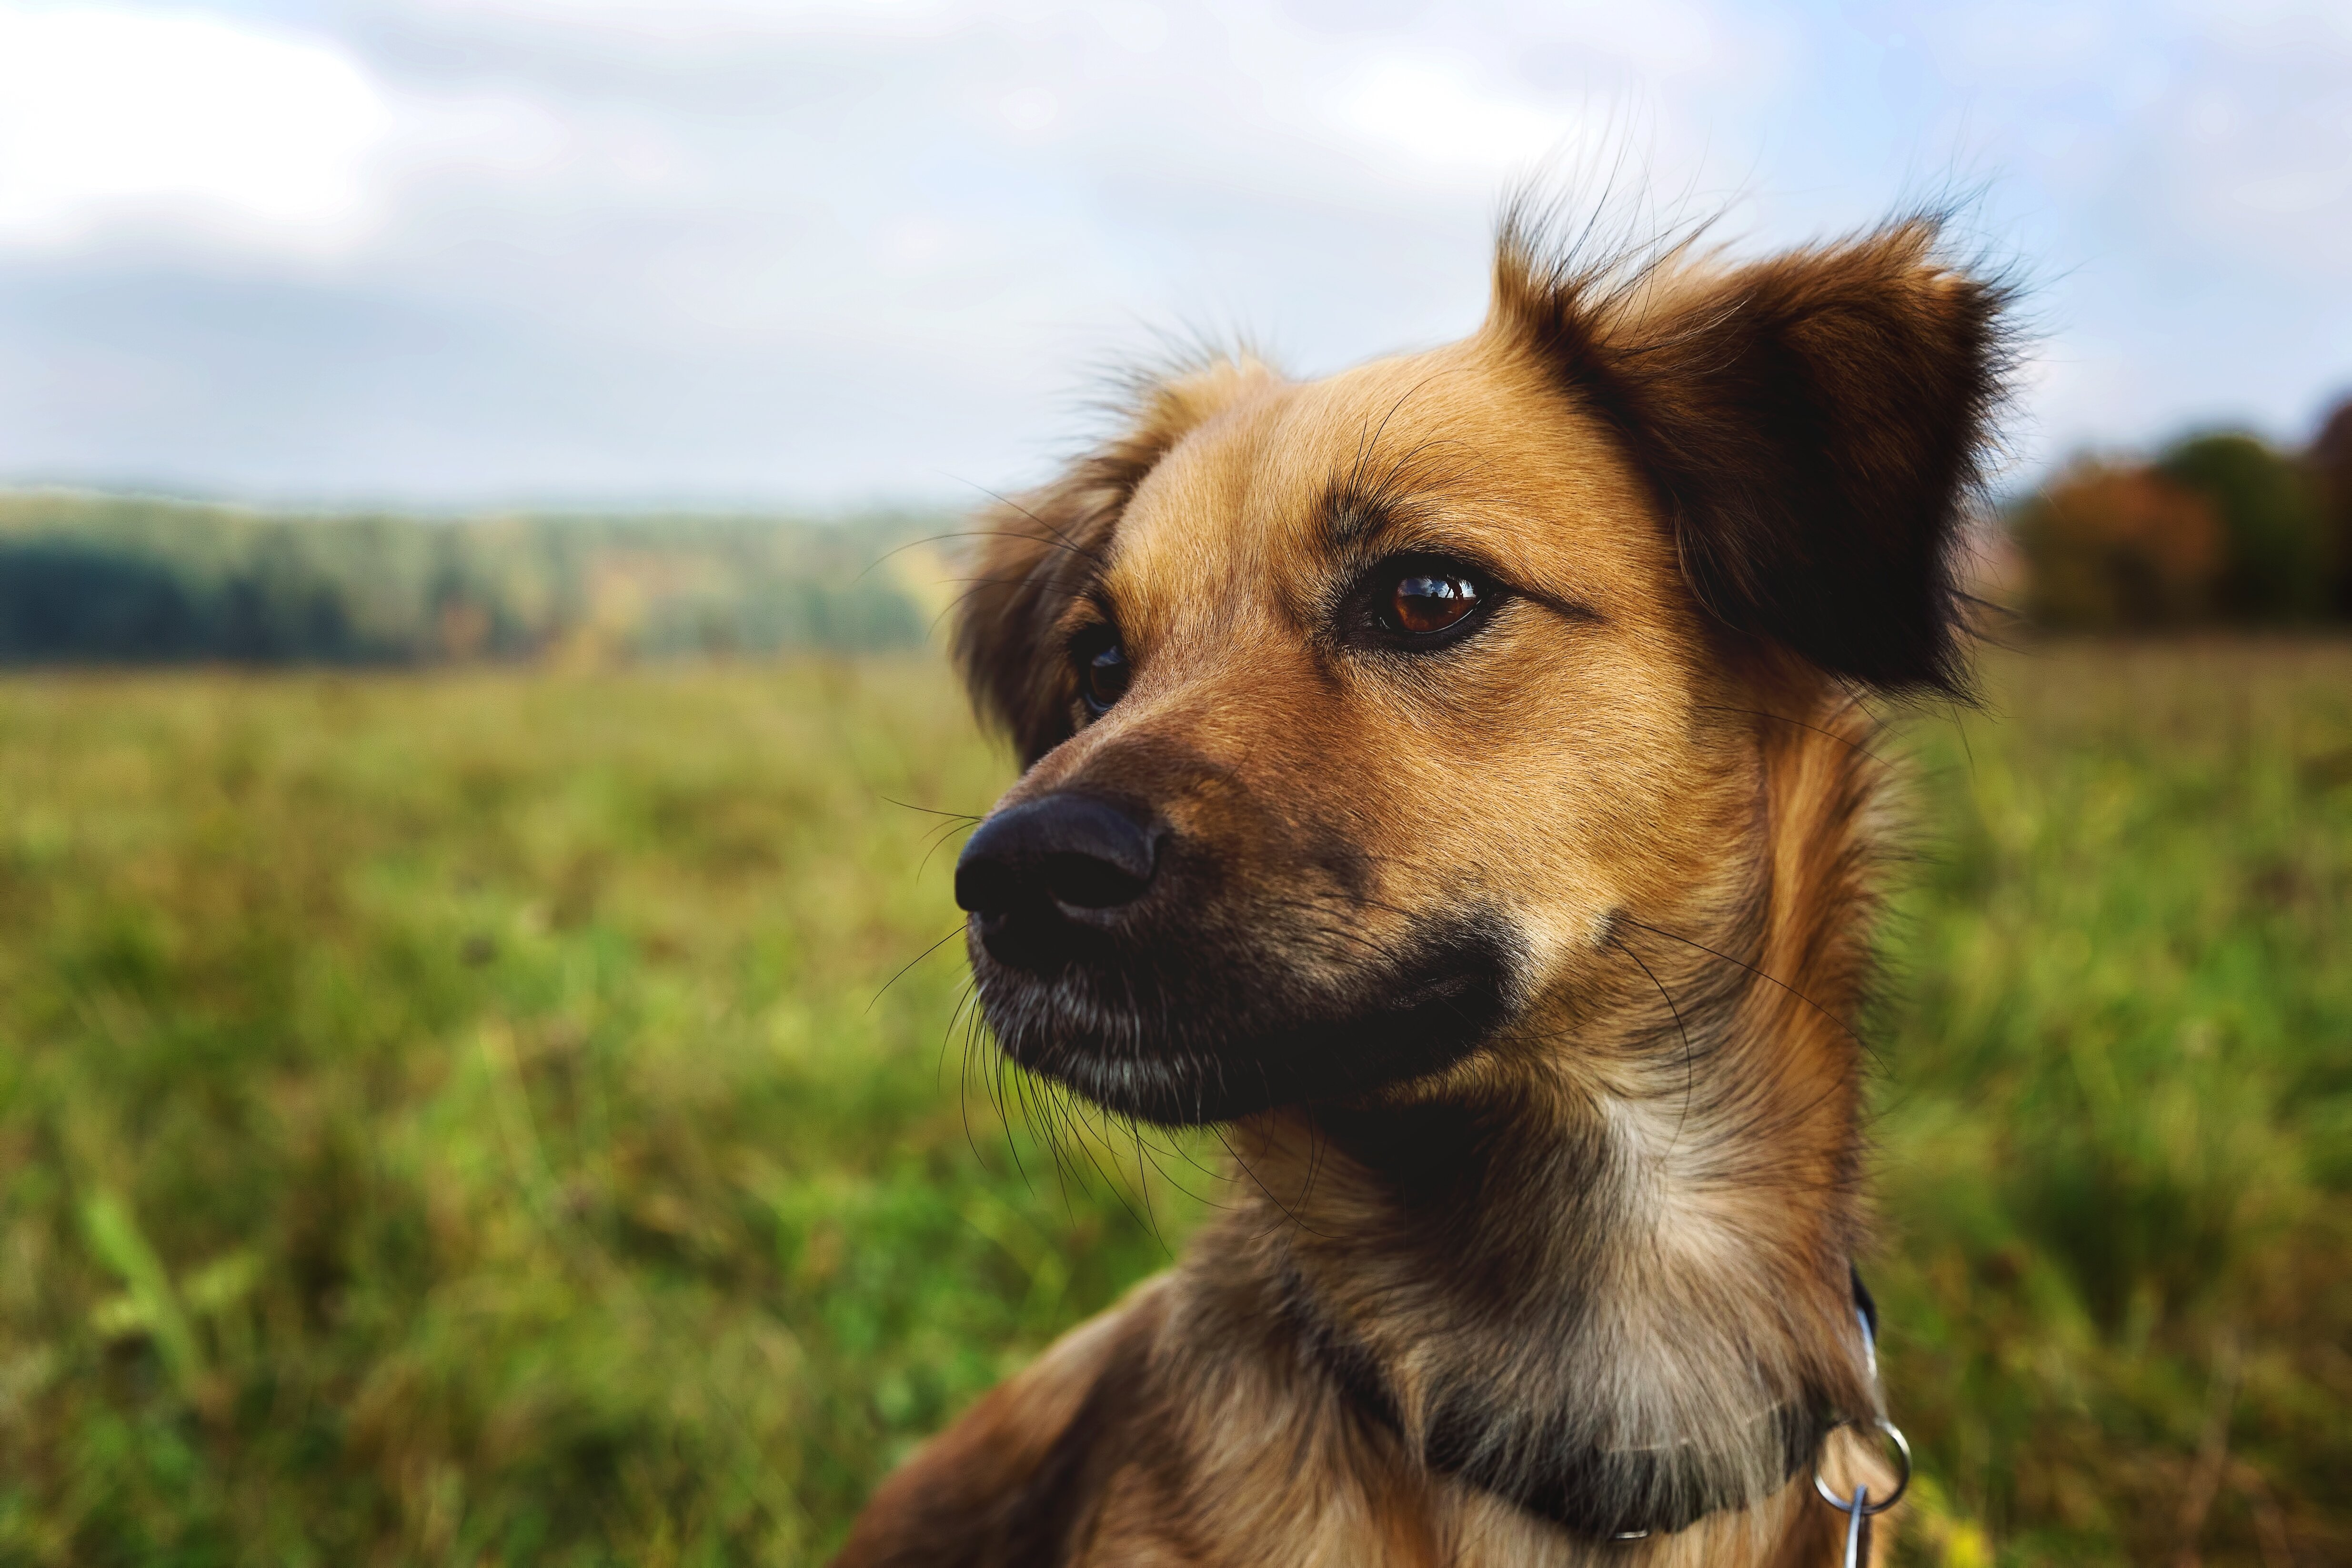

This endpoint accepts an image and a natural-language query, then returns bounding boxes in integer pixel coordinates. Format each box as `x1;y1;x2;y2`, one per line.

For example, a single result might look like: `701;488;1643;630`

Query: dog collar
1281;1262;1890;1542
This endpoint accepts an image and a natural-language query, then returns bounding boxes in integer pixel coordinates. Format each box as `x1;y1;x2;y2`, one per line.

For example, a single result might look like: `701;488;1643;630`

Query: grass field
0;643;2343;1567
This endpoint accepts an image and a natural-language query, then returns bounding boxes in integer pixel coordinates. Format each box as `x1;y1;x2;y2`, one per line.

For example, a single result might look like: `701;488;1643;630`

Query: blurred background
0;2;2345;1565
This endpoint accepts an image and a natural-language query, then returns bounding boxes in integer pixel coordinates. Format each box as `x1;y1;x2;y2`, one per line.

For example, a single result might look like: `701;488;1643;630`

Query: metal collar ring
1811;1418;1912;1516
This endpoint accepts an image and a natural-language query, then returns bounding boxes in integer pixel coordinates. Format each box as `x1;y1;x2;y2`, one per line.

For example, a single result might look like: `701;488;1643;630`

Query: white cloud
2148;12;2352;274
0;4;590;262
0;4;393;252
0;0;2345;501
399;0;974;44
1907;0;2351;279
385;90;576;187
1327;51;1595;179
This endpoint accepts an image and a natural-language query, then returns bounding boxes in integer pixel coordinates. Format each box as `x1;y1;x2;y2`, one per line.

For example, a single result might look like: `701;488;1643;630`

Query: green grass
0;644;2343;1566
1874;641;2352;1567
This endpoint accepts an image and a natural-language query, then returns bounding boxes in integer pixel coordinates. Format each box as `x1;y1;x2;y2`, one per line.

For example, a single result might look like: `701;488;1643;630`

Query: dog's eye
1389;572;1481;635
1079;637;1130;714
1359;556;1494;646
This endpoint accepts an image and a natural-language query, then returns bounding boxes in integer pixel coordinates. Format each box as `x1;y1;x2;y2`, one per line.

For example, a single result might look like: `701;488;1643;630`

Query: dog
835;204;2010;1567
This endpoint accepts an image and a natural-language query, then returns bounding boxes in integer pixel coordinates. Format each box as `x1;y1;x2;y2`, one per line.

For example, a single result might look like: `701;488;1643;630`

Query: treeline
20;407;2352;665
2010;395;2352;629
0;492;941;664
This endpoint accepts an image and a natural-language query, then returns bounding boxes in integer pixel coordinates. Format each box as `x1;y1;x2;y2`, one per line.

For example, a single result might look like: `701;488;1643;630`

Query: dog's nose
955;793;1159;917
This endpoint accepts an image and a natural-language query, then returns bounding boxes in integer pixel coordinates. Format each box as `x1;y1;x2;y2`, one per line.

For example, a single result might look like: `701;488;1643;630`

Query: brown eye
1082;638;1130;713
1389;573;1481;636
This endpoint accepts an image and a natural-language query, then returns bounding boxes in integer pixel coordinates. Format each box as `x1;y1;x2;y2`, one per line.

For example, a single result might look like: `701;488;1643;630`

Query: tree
2010;461;2224;629
2158;432;2332;623
2311;395;2352;619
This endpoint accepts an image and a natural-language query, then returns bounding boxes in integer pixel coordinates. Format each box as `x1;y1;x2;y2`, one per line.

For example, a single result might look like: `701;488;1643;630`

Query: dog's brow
1317;480;1427;561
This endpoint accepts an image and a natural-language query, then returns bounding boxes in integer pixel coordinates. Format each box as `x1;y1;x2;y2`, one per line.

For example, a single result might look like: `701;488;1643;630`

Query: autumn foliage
2011;396;2352;630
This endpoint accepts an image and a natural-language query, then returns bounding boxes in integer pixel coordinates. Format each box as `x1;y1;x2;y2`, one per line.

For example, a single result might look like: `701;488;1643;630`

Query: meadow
0;643;2343;1566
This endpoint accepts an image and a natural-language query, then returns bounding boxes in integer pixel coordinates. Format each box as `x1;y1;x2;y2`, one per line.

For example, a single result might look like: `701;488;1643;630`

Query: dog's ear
955;358;1274;764
1494;219;2011;694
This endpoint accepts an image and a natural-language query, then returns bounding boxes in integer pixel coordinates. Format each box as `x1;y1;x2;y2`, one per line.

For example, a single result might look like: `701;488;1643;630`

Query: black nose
955;793;1159;917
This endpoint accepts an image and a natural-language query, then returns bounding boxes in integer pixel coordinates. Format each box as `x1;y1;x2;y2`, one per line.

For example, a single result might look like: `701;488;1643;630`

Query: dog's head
951;217;2006;1126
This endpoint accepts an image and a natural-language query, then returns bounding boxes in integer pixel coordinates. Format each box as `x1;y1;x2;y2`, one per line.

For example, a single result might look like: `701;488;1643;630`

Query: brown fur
836;207;2010;1567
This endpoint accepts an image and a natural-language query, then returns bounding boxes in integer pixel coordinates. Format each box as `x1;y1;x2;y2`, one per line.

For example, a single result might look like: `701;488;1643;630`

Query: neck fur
1195;691;1886;1538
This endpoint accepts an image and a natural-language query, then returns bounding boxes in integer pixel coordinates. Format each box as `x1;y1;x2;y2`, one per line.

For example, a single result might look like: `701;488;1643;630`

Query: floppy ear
955;358;1275;764
1494;219;2012;694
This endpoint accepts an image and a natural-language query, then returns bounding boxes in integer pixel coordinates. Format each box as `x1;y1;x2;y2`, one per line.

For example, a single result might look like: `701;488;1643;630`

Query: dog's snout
955;793;1160;920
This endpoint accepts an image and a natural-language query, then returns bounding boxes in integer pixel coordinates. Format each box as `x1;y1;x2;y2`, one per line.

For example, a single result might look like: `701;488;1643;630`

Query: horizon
10;385;2346;522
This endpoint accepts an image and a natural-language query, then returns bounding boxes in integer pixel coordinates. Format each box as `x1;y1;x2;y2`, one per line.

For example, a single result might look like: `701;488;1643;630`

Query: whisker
869;924;969;1013
1689;703;1889;767
950;480;1113;570
875;792;986;824
1608;934;1698;1151
1613;915;1866;1052
917;820;981;878
1211;1122;1336;1242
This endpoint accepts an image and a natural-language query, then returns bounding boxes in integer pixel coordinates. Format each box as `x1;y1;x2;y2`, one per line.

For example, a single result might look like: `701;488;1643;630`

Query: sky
0;0;2346;509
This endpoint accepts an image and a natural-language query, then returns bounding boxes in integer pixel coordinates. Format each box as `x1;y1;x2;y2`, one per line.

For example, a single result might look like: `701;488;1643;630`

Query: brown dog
835;206;2010;1567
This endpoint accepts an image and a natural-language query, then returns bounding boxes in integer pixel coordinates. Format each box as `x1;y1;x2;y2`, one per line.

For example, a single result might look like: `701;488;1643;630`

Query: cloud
0;2;588;267
2147;4;2352;274
1326;51;1593;180
399;0;975;45
0;5;392;253
1905;0;2350;271
0;0;2346;502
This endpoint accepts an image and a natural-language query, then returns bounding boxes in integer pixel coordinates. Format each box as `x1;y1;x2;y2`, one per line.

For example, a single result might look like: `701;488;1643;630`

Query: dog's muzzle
952;788;1524;1126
